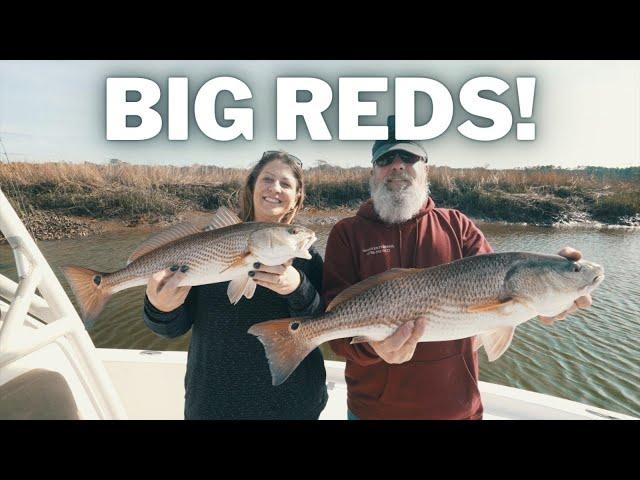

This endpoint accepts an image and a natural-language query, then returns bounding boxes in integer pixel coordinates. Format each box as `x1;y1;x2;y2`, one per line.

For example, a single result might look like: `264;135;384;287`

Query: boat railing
0;187;127;419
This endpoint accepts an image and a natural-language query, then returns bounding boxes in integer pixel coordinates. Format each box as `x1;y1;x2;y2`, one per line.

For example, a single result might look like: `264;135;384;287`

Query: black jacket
143;246;328;420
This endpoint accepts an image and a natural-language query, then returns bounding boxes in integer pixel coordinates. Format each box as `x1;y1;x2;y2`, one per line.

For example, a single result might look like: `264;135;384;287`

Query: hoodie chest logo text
362;244;396;256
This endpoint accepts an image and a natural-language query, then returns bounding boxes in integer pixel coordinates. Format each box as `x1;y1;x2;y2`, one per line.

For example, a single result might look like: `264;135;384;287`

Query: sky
1;60;639;169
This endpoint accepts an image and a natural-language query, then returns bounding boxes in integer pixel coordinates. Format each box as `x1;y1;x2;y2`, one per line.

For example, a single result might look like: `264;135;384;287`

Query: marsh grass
0;162;638;225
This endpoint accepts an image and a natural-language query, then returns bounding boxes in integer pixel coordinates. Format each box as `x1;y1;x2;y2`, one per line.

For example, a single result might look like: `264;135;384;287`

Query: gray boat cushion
0;368;80;420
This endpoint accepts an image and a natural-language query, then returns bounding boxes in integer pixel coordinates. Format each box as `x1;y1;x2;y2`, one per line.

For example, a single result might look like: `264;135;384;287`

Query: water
1;220;639;417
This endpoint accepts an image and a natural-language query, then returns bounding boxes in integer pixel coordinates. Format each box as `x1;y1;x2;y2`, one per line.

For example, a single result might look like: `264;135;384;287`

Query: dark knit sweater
143;246;328;420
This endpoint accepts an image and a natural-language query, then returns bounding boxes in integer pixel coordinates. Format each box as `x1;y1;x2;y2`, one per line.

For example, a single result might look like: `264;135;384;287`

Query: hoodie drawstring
398;224;403;267
398;218;422;268
414;217;420;266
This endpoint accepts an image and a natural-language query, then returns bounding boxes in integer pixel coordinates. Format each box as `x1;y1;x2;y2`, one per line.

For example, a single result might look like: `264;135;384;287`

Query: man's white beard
370;169;429;224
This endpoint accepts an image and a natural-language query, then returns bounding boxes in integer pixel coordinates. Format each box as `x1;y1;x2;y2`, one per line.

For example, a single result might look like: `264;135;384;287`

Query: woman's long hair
239;151;305;224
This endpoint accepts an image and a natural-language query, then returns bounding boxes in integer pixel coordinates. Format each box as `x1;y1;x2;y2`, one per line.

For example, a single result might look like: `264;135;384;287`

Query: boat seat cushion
0;368;80;420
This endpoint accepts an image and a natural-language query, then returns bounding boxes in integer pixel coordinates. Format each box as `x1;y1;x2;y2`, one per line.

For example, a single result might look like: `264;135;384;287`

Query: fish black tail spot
248;318;315;386
180;265;189;273
61;266;112;329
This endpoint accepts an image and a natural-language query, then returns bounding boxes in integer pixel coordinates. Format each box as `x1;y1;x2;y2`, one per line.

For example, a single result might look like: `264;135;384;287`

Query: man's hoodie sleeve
322;222;382;366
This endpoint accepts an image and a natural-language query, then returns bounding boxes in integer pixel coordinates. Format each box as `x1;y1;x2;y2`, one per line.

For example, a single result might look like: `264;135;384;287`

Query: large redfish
62;207;317;326
248;252;604;386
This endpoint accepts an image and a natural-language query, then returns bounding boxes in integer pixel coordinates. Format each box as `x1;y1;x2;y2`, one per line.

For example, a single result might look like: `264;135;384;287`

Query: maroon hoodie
323;197;493;420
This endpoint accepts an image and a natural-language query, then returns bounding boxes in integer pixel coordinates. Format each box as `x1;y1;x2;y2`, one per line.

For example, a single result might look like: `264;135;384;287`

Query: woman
143;151;328;419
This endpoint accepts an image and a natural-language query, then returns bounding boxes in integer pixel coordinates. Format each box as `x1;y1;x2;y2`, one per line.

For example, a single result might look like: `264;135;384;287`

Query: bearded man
321;115;593;420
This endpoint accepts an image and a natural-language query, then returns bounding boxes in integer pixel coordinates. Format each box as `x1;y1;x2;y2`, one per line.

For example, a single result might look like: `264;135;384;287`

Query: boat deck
97;349;635;420
0;309;635;420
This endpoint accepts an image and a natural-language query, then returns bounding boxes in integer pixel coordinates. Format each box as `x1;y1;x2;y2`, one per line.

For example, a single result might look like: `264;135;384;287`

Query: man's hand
146;267;192;312
539;247;593;326
368;317;428;364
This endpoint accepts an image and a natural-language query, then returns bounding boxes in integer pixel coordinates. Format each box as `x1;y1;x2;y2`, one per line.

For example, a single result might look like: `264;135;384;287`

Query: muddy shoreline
4;203;638;243
2;163;638;241
3;207;361;242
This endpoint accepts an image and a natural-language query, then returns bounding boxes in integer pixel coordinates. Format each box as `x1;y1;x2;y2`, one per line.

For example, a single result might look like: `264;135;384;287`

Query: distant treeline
0;162;638;226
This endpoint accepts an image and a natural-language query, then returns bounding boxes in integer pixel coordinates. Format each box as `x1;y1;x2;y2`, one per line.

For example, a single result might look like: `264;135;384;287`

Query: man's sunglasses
262;150;303;168
373;150;426;168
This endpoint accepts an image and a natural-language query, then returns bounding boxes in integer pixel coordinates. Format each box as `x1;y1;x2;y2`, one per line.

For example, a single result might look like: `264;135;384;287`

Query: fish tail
61;265;113;328
247;318;317;386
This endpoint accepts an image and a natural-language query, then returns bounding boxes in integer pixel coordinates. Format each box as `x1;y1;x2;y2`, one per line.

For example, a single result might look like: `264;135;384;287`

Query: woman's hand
539;247;593;325
249;262;301;296
146;267;192;312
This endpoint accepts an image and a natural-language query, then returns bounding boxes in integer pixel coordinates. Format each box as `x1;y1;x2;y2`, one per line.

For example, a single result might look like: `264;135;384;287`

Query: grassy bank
0;162;638;239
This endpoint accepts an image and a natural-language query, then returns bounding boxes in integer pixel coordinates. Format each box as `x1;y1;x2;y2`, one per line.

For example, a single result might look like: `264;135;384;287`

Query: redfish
249;252;604;386
62;207;317;326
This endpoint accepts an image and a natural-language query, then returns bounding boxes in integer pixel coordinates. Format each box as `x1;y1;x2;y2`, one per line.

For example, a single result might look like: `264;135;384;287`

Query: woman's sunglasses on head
373;150;426;168
262;150;303;168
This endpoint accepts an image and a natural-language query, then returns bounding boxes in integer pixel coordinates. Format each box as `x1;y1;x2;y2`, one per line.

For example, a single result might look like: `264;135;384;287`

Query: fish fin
127;206;241;265
227;276;256;305
473;335;483;352
127;222;202;265
247;318;316;386
297;249;312;260
479;326;515;362
219;252;251;274
243;277;257;300
350;336;375;345
61;266;112;329
326;268;421;312
467;297;515;313
204;206;242;231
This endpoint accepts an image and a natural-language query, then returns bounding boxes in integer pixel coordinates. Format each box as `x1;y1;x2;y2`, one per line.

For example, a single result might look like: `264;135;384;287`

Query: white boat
0;188;635;420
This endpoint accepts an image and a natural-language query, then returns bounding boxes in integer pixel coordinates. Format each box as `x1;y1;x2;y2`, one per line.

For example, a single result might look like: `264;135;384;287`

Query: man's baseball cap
371;115;428;164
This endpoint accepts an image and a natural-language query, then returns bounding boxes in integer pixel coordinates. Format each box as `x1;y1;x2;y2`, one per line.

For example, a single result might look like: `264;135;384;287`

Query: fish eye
572;263;582;273
288;227;299;235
